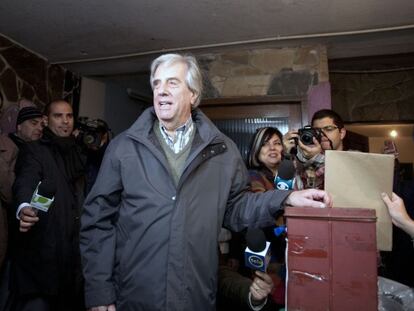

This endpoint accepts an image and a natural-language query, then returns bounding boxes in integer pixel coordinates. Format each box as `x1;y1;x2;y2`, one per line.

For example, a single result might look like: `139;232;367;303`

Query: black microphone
244;228;271;272
274;159;295;190
30;180;56;213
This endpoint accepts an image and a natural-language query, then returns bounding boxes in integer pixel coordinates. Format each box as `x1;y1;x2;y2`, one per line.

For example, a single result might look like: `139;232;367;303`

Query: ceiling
1;0;414;76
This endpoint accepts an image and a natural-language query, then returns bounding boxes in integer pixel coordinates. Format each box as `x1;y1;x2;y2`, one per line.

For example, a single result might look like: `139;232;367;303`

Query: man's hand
19;207;39;232
298;138;322;159
88;305;116;311
250;270;274;303
284;189;332;209
382;192;414;237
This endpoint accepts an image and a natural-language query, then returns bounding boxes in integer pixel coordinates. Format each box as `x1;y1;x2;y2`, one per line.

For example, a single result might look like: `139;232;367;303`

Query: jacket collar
126;107;223;145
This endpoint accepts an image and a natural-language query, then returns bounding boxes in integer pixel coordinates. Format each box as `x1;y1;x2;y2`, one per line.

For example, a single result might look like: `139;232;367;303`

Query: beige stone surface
294;46;320;67
231;65;262;76
210;76;226;93
208;60;234;77
250;48;296;74
317;45;329;82
221;51;250;65
200;45;330;97
221;75;272;96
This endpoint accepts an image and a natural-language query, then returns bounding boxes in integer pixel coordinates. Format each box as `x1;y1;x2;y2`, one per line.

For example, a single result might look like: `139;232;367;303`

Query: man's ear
43;116;48;127
190;91;198;108
340;127;347;140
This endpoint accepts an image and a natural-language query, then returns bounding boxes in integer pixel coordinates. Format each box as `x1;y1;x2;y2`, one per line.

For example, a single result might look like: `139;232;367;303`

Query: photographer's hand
283;130;299;155
298;138;322;160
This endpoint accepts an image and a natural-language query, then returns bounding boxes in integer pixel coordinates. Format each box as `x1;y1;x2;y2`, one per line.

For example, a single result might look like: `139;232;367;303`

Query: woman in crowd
247;127;285;192
247;127;287;308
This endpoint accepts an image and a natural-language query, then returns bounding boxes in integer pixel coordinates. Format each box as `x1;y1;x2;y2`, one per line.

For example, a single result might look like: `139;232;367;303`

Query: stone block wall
0;34;80;134
198;45;329;99
331;70;414;122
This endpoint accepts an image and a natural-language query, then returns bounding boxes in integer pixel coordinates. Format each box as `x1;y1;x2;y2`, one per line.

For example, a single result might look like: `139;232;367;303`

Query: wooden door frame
200;95;309;129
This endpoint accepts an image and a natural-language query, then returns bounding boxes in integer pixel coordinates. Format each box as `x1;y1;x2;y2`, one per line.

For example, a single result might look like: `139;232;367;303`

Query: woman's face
258;133;283;172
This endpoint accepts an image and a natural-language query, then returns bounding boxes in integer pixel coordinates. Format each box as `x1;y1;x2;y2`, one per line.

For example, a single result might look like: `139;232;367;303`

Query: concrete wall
79;75;151;135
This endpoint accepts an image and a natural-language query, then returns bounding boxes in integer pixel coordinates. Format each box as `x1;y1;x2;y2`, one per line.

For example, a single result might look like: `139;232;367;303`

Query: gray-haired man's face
152;62;196;131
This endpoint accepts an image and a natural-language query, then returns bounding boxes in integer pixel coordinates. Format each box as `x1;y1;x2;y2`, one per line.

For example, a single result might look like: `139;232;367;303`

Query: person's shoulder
248;169;261;178
103;130;138;158
0;134;16;149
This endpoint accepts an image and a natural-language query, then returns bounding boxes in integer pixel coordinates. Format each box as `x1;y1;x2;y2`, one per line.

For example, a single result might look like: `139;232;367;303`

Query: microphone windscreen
38;180;57;198
277;160;295;180
246;228;266;252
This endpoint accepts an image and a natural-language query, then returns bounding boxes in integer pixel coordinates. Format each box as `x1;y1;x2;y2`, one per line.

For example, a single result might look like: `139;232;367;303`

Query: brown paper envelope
325;150;394;251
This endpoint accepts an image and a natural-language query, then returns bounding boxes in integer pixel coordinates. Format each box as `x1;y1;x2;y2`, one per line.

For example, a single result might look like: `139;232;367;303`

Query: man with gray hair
80;53;332;311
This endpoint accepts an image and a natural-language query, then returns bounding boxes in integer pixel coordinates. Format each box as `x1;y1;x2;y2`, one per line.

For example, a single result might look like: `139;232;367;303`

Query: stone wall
0;34;80;134
198;45;329;99
331;70;414;122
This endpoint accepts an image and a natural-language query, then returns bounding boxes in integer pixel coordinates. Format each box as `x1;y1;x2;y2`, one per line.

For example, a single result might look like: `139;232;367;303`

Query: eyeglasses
314;125;339;134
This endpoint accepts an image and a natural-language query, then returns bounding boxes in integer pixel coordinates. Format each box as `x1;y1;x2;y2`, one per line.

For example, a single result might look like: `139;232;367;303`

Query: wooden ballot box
285;207;378;311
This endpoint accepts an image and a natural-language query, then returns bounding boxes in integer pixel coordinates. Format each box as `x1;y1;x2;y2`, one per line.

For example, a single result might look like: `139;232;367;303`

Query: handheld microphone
274;160;295;190
30;181;56;213
244;228;271;272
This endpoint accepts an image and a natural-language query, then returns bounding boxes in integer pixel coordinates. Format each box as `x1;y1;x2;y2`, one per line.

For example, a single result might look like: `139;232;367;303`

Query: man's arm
80;141;123;309
382;192;414;238
217;266;273;311
12;144;43;231
0;136;18;204
248;271;274;310
222;142;332;232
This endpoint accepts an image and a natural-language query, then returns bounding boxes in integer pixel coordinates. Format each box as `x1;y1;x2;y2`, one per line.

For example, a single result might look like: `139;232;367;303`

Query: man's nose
156;81;168;96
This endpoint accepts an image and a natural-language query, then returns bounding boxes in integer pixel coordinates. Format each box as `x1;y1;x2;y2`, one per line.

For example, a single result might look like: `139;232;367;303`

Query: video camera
297;125;322;145
76;117;110;149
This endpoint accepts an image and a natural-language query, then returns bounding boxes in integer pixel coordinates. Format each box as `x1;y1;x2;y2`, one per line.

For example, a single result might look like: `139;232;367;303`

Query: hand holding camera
284;126;323;159
75;117;110;150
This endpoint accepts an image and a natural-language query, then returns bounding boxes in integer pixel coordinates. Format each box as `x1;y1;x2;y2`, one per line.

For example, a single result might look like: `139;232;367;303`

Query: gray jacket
80;107;290;311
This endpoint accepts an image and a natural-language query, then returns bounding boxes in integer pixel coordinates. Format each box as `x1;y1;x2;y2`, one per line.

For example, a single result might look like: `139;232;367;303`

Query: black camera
298;125;322;145
76;117;109;149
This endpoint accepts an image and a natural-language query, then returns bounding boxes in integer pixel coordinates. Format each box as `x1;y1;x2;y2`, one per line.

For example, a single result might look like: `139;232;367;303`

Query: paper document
325;150;394;251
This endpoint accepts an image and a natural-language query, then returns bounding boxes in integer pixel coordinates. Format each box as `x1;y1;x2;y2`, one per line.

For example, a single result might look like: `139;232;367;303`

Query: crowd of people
0;53;412;311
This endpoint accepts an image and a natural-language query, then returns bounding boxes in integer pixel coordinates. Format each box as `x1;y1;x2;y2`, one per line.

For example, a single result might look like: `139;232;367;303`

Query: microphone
30;181;56;213
274;159;295;190
244;228;271;272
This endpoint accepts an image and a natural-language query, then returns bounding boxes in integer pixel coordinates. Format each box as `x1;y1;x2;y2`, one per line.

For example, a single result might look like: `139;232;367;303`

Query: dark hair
247;127;284;169
311;109;344;129
43;100;72;116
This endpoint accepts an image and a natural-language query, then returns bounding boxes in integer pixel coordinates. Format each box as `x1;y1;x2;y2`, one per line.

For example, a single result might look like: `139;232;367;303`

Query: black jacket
11;133;86;309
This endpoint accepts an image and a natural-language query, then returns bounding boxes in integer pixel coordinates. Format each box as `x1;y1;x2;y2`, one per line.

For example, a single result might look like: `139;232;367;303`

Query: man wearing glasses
284;109;347;189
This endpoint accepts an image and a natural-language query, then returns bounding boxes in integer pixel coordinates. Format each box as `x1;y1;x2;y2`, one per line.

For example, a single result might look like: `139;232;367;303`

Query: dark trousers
13;296;52;311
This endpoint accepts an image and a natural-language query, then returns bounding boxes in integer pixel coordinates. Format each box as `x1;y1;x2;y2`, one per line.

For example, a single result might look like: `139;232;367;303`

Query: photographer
283;109;347;189
75;117;111;193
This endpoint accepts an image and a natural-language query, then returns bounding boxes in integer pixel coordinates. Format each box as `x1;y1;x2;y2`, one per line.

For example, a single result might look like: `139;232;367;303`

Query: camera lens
300;132;314;145
83;134;96;145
